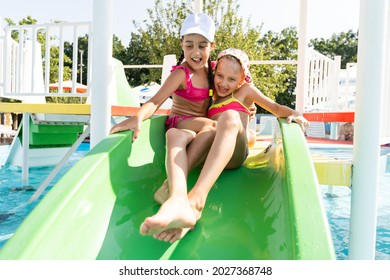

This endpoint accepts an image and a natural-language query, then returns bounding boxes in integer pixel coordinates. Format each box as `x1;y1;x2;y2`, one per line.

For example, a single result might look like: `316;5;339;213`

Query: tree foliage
123;0;300;112
309;30;358;68
4;2;358;108
258;28;298;109
121;0;358;111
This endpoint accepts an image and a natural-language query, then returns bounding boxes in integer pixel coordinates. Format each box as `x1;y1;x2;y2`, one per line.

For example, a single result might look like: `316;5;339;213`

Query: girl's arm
247;85;309;130
110;69;186;141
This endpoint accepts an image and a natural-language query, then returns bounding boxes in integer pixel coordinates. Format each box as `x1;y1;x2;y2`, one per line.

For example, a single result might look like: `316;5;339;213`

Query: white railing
5;21;388;143
0;22;92;99
304;49;341;111
2;21;340;108
337;62;357;111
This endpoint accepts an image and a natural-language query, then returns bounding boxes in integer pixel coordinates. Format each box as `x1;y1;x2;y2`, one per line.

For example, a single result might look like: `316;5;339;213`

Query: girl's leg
188;110;247;219
177;117;217;172
140;128;197;236
187;126;217;170
165;128;194;197
154;111;247;242
153;127;218;242
154;125;216;204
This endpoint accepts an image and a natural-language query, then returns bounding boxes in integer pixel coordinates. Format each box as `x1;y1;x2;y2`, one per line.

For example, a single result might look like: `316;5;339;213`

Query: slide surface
0;116;335;260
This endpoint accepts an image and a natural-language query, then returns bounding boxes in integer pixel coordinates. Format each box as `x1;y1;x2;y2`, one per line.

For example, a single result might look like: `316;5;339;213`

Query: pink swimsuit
165;65;210;130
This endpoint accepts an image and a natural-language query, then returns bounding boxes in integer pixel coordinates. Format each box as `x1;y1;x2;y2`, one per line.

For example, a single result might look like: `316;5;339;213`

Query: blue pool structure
0;143;389;260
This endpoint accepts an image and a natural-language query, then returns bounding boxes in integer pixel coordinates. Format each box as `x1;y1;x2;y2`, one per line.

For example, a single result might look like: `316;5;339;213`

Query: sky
2;0;360;46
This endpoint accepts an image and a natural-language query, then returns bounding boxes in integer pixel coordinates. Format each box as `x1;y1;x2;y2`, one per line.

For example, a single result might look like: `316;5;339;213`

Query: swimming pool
0;143;90;248
0;143;389;259
310;145;390;260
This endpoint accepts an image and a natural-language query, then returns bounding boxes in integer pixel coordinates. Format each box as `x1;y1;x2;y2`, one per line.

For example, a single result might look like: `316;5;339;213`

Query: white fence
304;49;341;112
0;22;342;107
337;62;357;111
1;20;389;144
0;22;91;99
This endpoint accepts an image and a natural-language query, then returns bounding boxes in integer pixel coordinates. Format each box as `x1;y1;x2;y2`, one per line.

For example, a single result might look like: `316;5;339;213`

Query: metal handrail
28;125;91;203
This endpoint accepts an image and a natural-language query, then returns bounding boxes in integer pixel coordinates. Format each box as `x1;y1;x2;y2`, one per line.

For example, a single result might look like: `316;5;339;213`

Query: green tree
4;16;40;42
125;0;299;111
64;34;124;85
125;0;265;86
123;0;189;86
309;30;358;68
64;35;90;85
4;7;359;109
78;36;90;86
258;27;298;109
113;35;127;64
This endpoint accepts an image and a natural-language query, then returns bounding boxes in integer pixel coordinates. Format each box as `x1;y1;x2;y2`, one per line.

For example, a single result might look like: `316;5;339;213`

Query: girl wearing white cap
109;13;220;237
110;13;216;138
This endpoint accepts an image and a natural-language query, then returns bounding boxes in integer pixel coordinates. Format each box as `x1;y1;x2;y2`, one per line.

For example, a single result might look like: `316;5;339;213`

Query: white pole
194;0;203;13
296;0;309;113
22;113;29;184
382;3;390;145
90;0;114;148
348;0;387;260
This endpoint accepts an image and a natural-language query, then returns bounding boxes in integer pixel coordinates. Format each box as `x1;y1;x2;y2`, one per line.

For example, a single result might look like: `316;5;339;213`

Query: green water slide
0;116;335;260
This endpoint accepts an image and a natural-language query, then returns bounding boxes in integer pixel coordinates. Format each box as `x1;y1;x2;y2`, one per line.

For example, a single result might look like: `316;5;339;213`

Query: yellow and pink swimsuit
207;93;251;159
207;93;251;119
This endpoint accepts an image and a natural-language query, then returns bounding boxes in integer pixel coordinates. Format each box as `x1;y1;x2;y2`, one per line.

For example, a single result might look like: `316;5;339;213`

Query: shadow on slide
0;116;335;260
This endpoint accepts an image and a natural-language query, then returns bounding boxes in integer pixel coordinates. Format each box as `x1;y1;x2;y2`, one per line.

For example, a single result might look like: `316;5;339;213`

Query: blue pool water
0;143;389;259
310;145;390;260
0;143;90;248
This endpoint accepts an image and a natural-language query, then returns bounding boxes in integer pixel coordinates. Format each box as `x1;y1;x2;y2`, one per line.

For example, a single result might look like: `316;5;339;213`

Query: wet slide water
0;116;335;260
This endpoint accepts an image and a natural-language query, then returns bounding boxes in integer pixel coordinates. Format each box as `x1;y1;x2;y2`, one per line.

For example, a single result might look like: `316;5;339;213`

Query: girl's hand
109;116;142;142
286;115;310;132
248;102;257;120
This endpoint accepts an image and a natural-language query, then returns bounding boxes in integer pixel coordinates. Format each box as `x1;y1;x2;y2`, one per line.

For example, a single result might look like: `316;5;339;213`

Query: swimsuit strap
208;93;250;114
229;92;250;112
171;65;192;87
171;65;209;102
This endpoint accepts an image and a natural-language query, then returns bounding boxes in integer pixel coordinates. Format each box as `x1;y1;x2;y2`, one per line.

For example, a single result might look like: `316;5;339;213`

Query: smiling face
214;56;245;98
181;34;214;70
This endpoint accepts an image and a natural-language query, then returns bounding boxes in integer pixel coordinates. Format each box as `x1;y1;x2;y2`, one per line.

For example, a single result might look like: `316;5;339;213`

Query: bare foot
153;228;192;243
152;195;205;243
154;179;169;204
139;195;196;236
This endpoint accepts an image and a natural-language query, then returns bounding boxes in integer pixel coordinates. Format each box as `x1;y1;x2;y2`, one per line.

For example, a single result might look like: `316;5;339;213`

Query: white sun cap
180;13;215;42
